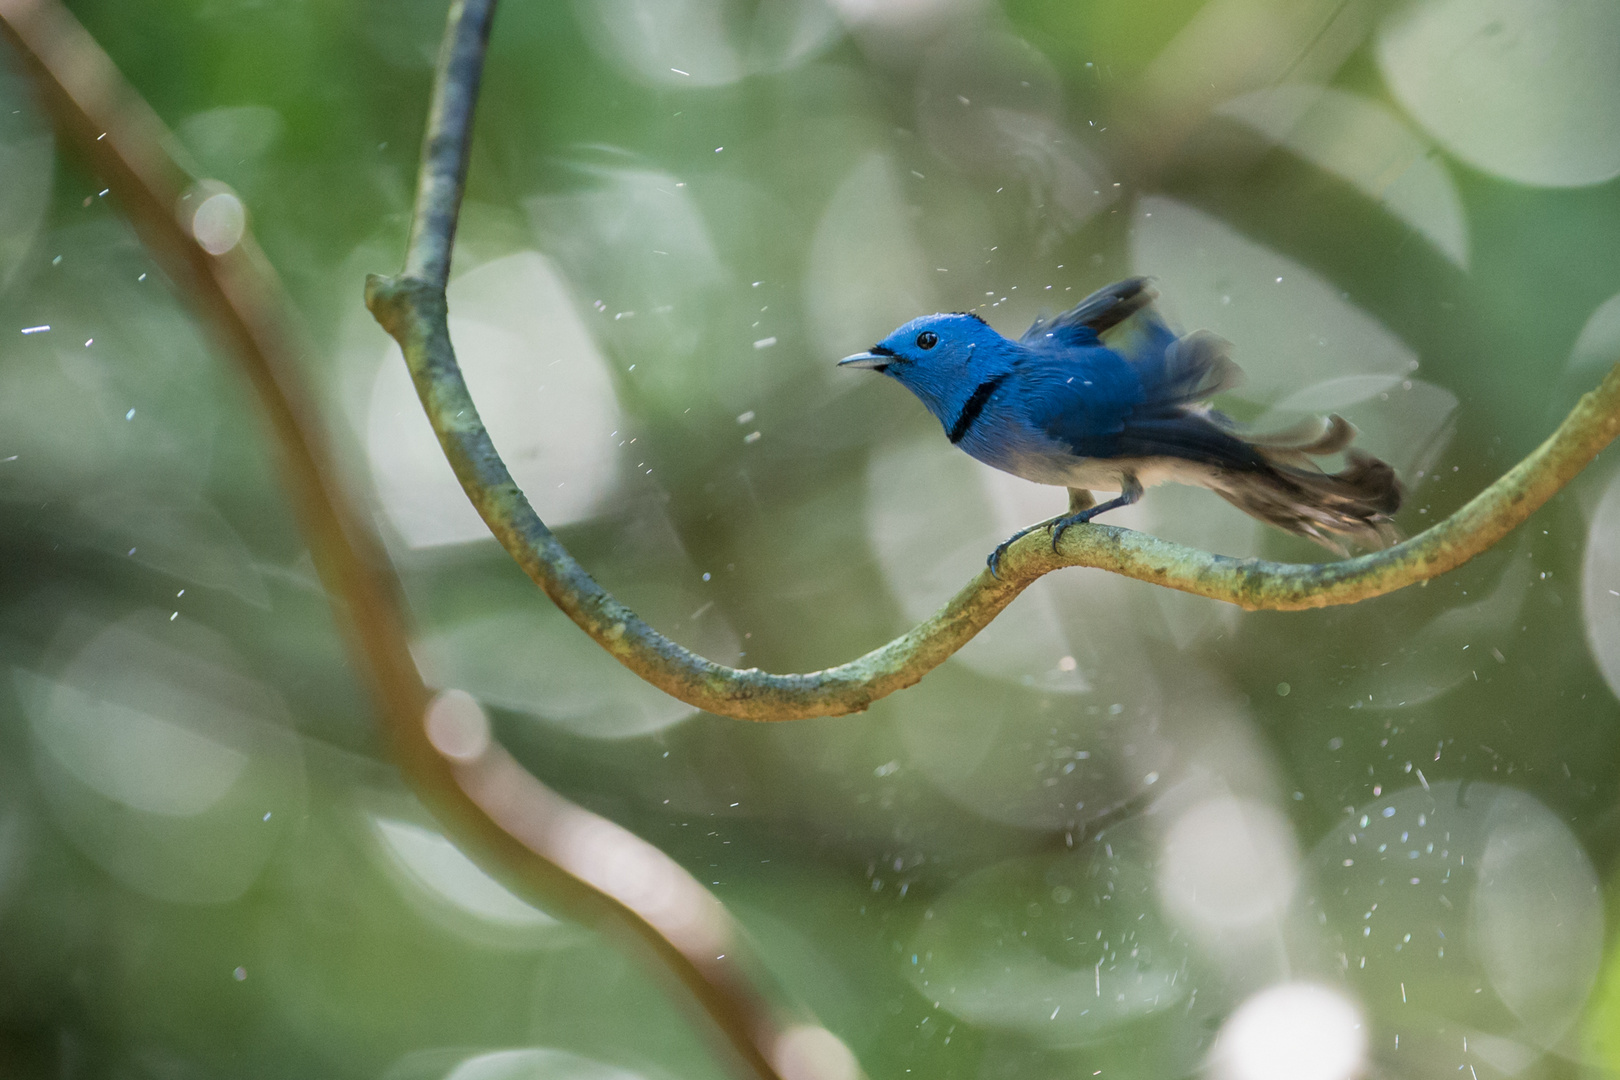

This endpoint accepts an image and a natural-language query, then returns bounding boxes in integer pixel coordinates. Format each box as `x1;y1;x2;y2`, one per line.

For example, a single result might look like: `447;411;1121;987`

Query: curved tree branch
364;15;1620;722
0;3;809;1079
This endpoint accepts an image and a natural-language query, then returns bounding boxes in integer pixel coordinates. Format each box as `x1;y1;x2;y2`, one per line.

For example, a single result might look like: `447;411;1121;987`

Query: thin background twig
0;2;811;1077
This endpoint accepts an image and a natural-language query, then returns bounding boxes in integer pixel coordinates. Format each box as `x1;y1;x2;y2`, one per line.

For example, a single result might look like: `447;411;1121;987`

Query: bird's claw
987;541;1014;580
988;520;1054;579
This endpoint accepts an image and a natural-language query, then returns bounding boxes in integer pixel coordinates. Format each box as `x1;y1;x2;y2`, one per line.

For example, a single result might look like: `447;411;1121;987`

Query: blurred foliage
2;1;1620;1079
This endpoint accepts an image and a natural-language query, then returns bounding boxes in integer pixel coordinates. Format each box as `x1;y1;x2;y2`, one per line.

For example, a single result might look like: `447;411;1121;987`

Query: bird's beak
838;351;889;370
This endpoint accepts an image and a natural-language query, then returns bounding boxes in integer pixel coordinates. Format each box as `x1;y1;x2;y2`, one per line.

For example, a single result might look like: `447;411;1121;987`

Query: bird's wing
1014;349;1140;458
1106;413;1264;469
1020;277;1157;348
1023;280;1244;405
1020;281;1253;464
1019;347;1260;468
1127;326;1244;407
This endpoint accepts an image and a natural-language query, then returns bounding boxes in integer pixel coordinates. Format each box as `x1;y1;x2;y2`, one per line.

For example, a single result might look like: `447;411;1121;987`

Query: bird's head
838;312;1008;413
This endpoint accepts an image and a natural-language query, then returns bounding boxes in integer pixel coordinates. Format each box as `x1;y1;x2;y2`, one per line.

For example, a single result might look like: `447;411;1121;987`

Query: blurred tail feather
1243;413;1358;457
1215;443;1403;555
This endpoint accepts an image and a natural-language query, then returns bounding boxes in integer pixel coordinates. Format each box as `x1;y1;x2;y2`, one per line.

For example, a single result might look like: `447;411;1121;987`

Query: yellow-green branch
366;8;1620;724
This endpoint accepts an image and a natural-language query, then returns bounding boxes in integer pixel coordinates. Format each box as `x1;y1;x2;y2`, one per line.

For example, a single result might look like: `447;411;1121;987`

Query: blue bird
838;278;1402;577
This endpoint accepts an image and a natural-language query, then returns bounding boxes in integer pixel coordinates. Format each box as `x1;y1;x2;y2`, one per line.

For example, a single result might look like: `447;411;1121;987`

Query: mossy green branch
367;266;1620;721
366;3;1620;722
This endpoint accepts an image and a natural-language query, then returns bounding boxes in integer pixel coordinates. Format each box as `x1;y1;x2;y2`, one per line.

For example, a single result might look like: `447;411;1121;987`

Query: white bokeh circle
1212;982;1366;1080
1378;0;1620;187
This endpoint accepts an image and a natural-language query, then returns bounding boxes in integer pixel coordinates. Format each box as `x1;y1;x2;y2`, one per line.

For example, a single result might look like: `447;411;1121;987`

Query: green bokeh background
3;1;1620;1078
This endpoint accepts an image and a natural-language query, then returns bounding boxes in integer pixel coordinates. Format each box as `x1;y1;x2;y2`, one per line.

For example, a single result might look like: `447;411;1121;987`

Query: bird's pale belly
993;449;1226;494
957;418;1229;493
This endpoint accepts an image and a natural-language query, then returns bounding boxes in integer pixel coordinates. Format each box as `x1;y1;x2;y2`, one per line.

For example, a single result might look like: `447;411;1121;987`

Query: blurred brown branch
365;3;1620;722
0;2;811;1078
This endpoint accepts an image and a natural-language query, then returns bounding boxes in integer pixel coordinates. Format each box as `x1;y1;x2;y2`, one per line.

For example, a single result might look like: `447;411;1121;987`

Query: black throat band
947;372;1010;444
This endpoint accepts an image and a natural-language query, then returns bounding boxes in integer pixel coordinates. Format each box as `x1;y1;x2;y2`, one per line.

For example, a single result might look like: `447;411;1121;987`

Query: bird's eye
916;330;938;350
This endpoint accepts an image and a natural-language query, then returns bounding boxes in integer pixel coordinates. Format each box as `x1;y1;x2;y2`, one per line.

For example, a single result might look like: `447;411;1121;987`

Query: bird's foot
1049;506;1105;551
988;482;1139;577
1049;479;1142;552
